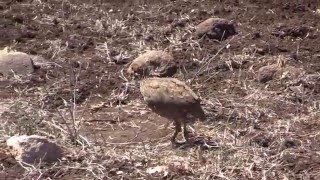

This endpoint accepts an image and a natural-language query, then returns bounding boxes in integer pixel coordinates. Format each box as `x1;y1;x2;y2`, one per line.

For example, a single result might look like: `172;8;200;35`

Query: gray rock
6;135;63;164
258;64;278;83
0;48;34;75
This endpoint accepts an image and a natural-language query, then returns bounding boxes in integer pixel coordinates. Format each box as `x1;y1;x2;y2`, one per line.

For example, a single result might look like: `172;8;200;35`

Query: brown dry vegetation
1;0;320;179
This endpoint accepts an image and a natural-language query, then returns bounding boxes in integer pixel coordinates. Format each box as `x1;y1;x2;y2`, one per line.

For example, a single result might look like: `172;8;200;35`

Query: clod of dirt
127;50;177;78
281;150;320;173
0;148;23;179
0;26;37;43
289;85;304;95
112;53;131;65
194;17;236;40
67;37;95;52
167;156;192;175
12;15;24;24
298;74;320;93
272;25;310;38
252;32;262;39
258;61;304;83
140;77;206;143
146;156;192;178
281;66;305;80
146;165;169;177
29;55;51;69
301;0;319;11
6;135;63;164
0;47;34;75
159;25;173;35
172;19;188;28
251;134;271;148
258;64;279;83
282;139;299;149
216;53;251;71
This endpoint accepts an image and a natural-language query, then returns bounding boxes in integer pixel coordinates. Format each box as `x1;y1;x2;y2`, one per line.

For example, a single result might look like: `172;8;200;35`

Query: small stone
281;66;304;80
194;17;236;40
29;55;51;69
282;139;297;149
0;47;34;75
12;15;24;24
127;50;177;78
252;32;262;39
146;165;169;177
159;25;173;35
289;85;303;95
6;135;63;164
167;156;192;174
171;19;188;28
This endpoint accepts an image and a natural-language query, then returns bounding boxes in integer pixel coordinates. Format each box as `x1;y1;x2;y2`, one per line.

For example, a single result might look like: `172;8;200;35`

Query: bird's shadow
172;136;219;150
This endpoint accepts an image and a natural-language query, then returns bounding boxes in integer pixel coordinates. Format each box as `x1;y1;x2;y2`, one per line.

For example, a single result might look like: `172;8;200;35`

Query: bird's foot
171;136;188;147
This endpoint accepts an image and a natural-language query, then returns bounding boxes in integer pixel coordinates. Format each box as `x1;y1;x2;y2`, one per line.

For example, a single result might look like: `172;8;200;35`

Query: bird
139;77;206;143
127;50;177;78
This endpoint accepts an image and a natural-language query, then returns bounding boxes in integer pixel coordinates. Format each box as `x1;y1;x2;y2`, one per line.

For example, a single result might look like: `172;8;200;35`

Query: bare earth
1;0;320;179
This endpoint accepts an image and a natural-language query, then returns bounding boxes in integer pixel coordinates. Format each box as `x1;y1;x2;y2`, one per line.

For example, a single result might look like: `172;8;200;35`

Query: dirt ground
1;0;320;179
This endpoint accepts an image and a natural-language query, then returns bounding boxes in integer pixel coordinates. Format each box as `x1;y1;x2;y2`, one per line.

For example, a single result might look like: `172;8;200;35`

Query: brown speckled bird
140;77;206;143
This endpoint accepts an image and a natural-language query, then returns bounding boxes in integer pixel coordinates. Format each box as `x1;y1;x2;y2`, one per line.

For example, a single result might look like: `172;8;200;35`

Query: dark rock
194;18;236;40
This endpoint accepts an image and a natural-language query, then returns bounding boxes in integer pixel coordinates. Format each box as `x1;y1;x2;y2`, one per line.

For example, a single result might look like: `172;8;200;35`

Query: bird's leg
171;121;181;143
183;122;189;142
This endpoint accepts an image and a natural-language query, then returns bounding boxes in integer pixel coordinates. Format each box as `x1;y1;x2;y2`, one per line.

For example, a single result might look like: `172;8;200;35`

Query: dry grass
1;0;320;179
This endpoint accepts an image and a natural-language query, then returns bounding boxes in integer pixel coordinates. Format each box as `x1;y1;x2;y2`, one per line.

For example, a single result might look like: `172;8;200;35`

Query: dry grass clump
1;0;320;179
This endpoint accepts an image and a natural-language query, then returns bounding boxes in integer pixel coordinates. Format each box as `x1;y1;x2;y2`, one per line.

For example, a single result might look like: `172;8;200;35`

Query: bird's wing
140;78;200;105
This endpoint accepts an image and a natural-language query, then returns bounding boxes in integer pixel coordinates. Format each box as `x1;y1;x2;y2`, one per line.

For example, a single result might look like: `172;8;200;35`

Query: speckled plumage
127;50;177;78
140;77;205;143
